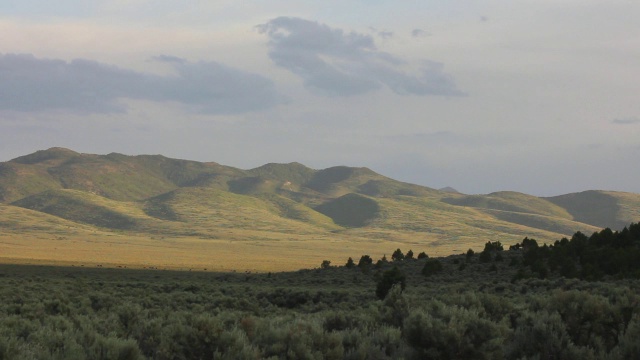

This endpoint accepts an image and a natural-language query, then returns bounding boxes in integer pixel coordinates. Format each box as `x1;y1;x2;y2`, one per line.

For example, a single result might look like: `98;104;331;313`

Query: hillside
0;147;638;271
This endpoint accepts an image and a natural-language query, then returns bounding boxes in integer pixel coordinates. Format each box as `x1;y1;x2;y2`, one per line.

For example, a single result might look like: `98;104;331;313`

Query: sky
1;1;639;196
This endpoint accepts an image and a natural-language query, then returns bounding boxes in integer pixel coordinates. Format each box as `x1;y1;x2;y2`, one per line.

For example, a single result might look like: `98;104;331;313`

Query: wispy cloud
0;53;283;115
612;117;640;125
257;17;463;97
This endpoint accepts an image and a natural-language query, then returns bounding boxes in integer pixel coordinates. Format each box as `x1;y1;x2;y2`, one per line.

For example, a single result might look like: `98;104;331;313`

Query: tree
466;249;475;262
376;266;406;299
345;257;355;268
483;241;504;252
320;260;331;269
391;249;405;262
417;252;428;259
358;255;373;268
406;250;414;260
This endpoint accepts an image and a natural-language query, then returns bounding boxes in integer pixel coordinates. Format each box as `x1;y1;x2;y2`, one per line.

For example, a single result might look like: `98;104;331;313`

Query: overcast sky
1;1;639;196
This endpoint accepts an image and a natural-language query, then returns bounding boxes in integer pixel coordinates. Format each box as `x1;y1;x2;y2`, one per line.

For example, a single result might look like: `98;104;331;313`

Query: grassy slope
545;190;640;230
439;191;603;235
1;148;639;270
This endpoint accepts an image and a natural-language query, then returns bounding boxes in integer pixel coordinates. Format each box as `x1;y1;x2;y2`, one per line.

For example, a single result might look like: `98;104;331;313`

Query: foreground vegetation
0;224;639;359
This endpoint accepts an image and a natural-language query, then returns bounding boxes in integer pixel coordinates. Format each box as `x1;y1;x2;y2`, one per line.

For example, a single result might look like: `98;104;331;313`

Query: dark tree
345;257;355;268
321;260;331;269
358;255;373;268
417;252;428;259
466;249;475;262
405;250;414;260
391;249;405;262
375;266;406;299
483;241;504;252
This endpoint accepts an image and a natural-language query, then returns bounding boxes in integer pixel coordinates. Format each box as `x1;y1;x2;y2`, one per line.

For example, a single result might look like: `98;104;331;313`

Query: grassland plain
1;148;639;271
0;227;639;359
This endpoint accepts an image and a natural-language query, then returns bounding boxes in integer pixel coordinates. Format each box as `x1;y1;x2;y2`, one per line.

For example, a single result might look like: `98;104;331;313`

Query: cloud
0;53;282;114
411;29;430;38
612;117;640;125
257;17;463;97
369;27;393;39
150;54;187;64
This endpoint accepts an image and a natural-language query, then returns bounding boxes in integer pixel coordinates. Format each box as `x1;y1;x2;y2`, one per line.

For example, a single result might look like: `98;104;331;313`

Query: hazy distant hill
1;147;638;270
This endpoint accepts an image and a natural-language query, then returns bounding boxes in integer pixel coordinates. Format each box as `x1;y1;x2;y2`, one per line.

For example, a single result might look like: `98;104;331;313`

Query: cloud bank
257;17;463;97
0;53;282;114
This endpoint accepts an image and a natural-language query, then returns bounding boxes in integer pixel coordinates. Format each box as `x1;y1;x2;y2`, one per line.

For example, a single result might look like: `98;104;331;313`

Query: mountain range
0;147;638;271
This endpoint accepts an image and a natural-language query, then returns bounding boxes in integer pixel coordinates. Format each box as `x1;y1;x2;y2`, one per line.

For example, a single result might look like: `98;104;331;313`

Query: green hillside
1;148;639;270
441;191;573;219
13;189;144;230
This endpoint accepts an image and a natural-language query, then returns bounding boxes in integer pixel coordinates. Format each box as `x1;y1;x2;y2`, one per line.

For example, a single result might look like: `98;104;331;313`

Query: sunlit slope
12;189;155;230
437;191;603;235
338;195;579;250
143;187;341;235
545;190;640;230
0;161;63;203
0;147;248;203
304;166;438;198
441;191;573;219
0;202;98;235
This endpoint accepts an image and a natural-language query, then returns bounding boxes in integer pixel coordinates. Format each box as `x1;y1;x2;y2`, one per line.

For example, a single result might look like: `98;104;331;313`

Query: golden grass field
0;195;595;272
0;231;511;272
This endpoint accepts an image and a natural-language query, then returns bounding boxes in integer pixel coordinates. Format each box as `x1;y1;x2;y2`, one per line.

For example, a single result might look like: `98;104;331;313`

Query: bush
422;259;444;277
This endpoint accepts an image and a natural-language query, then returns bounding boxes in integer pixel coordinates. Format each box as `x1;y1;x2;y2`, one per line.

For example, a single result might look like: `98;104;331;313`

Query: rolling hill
0;147;638;271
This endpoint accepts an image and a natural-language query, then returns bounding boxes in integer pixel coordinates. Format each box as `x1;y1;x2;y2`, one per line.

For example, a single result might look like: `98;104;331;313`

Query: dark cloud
0;53;282;114
612;117;640;125
411;29;430;38
257;17;463;97
150;54;187;64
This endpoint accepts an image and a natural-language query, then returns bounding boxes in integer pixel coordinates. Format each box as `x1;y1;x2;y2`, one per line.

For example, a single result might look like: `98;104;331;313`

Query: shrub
422;259;444;277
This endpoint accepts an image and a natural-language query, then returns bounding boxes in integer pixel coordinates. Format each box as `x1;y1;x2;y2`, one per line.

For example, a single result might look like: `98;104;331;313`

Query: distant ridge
1;147;639;270
438;187;460;194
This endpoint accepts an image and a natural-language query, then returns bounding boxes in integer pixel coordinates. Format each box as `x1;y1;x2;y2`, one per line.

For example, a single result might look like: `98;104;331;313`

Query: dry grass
1;187;605;272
